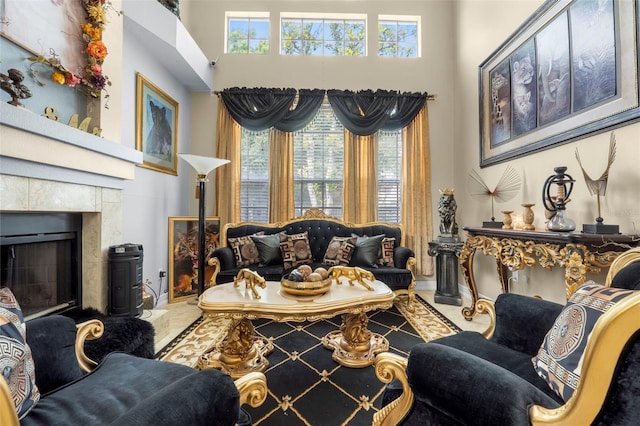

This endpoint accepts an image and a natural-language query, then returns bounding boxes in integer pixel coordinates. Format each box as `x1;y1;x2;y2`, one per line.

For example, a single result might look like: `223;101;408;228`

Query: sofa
372;247;640;426
208;208;417;306
0;288;267;425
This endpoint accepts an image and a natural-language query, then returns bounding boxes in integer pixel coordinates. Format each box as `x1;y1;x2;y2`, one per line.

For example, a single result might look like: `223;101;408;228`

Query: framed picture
479;0;640;167
168;216;220;303
136;73;179;175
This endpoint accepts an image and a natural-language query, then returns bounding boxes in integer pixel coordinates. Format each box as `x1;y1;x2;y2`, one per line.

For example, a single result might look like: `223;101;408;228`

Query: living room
1;0;640;424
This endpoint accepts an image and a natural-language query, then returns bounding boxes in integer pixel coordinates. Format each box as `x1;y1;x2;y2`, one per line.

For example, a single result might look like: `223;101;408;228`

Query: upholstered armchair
373;247;640;425
1;312;267;425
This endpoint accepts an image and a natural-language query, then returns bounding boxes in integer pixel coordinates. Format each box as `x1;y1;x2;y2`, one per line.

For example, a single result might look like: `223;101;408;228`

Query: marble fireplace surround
0;104;142;312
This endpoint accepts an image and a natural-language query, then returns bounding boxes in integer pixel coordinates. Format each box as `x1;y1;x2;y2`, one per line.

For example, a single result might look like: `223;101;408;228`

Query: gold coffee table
197;278;394;378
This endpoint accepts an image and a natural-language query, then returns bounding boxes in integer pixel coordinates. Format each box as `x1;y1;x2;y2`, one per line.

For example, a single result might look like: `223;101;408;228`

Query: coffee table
197;278;395;378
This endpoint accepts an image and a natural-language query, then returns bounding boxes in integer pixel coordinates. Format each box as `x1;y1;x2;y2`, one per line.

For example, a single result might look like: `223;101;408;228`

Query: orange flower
87;41;108;60
51;72;66;85
82;23;102;40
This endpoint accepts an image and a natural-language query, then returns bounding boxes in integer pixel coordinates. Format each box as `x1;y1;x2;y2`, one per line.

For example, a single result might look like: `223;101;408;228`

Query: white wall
120;27;194;302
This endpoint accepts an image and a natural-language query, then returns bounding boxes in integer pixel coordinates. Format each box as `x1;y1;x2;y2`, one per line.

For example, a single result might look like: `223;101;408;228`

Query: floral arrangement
28;0;120;99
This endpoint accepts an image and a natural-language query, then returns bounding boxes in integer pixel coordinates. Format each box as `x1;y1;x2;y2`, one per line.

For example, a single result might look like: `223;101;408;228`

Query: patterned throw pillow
378;237;395;267
0;287;40;419
279;232;313;269
323;236;357;266
532;282;635;402
228;232;263;267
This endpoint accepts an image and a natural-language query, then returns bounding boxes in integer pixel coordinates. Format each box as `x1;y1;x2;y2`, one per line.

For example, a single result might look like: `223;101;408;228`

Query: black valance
327;89;428;136
220;88;324;132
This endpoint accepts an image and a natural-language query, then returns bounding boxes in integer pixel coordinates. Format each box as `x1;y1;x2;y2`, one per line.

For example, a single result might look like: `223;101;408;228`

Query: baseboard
156;293;169;307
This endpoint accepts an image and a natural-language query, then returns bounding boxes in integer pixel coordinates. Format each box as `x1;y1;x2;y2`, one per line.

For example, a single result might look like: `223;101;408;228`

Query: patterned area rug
155;295;460;425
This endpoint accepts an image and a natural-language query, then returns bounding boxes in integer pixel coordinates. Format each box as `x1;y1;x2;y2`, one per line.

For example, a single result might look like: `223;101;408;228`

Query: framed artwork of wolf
136;73;179;174
478;0;639;168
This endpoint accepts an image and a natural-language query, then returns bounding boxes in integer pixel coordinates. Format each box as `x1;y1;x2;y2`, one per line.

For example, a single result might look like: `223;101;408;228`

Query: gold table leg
198;318;273;379
322;312;389;368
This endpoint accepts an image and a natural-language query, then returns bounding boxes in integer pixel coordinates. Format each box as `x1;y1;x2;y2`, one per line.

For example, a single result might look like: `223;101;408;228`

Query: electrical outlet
512;270;528;283
159;269;166;278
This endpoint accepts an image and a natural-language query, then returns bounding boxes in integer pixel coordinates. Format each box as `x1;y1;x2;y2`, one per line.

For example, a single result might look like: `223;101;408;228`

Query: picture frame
168;216;220;303
136;73;179;175
479;0;640;167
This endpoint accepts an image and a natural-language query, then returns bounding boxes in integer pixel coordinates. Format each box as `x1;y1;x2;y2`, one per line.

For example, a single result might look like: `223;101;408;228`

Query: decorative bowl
280;277;332;297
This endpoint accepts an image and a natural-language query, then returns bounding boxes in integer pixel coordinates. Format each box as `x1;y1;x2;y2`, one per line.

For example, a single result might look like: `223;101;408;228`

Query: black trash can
108;243;143;317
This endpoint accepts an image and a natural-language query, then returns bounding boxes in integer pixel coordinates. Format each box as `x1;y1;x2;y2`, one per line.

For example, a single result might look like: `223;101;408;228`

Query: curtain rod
214;90;438;100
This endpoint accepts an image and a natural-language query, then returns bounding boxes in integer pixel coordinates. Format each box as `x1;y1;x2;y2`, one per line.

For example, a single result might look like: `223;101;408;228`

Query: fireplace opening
1;213;82;319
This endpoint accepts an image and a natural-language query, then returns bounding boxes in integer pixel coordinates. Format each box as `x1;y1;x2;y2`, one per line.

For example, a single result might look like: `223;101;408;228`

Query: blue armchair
373;247;640;425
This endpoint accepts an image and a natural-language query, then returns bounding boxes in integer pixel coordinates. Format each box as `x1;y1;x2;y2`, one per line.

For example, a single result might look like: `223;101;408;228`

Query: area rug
155;295;460;425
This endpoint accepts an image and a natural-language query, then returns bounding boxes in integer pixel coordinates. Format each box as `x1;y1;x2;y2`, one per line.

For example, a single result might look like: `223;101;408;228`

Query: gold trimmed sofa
0;311;267;425
209;209;417;307
373;247;640;425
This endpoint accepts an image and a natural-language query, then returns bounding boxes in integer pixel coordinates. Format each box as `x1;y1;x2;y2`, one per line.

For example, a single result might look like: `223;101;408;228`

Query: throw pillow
531;282;635;402
350;234;385;268
228;232;263;267
0;287;40;419
251;233;284;266
323;236;357;266
378;237;395;267
279;232;313;269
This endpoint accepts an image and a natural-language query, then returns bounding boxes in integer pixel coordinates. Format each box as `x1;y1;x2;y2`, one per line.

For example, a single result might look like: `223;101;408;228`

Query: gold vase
522;203;535;230
501;211;513;229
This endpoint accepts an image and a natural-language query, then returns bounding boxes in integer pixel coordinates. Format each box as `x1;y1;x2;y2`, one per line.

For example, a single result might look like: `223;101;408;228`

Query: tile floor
147;287;491;354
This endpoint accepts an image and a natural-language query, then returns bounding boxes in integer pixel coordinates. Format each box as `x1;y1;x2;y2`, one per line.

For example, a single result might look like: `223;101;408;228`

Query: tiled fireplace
0;103;142;315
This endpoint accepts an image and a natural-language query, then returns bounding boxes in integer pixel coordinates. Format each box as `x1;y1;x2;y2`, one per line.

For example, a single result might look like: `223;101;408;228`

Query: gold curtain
343;131;378;224
401;105;433;276
269;129;295;222
215;97;242;227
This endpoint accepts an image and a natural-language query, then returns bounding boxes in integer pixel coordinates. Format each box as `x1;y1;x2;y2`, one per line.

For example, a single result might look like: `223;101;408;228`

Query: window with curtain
378;130;403;223
281;13;366;56
239;129;269;222
378;15;420;57
293;101;344;218
226;12;270;54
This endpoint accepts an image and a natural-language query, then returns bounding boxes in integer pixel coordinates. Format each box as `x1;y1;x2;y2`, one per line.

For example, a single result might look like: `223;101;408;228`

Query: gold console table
459;226;638;320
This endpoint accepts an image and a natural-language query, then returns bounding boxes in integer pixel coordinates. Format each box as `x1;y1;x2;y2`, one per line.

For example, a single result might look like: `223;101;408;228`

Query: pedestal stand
428;238;464;306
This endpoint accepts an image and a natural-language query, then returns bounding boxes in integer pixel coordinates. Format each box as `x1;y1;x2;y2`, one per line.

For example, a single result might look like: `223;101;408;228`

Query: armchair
1;312;267;425
373;247;640;425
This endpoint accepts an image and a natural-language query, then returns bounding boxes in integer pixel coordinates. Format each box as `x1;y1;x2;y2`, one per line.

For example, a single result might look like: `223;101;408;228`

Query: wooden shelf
122;0;213;92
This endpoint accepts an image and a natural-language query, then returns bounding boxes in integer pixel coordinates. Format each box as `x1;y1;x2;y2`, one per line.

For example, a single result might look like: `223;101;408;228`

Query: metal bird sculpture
575;132;616;222
467;165;521;222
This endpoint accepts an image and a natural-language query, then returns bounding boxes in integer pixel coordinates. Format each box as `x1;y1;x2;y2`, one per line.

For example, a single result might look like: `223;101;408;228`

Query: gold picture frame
135;73;179;175
168;216;221;303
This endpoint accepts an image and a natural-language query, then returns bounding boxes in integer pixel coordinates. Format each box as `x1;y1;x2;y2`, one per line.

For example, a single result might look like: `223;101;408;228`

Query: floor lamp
178;154;230;304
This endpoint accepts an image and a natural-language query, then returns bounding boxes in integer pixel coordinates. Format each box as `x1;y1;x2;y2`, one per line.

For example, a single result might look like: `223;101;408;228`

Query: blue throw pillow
0;287;40;419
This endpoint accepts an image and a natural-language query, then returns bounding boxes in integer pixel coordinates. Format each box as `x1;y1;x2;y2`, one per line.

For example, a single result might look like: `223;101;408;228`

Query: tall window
377;130;403;223
281;13;366;56
378;15;419;57
293;102;344;218
226;12;270;54
239;129;269;222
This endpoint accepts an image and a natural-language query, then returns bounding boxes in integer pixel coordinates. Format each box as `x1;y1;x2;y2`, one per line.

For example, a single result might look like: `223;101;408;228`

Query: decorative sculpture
467;165;521;228
575;132;619;234
234;269;266;299
437;189;459;240
327;266;374;290
0;68;32;107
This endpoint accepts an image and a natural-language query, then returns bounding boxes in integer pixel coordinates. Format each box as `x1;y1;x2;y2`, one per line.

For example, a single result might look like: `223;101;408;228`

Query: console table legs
322;312;389;368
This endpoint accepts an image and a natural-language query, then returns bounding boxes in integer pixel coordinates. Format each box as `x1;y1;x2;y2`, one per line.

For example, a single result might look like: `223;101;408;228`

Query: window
378;15;419;57
281;13;366;56
377;130;403;223
226;12;270;54
293;101;344;218
239;129;269;222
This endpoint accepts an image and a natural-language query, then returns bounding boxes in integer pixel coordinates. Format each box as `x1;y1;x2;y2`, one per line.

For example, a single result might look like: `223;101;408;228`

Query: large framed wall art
479;0;640;167
168;216;220;303
135;73;179;175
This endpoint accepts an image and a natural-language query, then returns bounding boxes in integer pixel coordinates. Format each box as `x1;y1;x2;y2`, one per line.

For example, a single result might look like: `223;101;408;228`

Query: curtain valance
220;87;324;132
327;89;428;136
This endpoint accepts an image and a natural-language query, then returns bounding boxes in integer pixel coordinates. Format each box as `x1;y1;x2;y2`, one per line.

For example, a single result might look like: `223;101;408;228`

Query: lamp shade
178;154;229;175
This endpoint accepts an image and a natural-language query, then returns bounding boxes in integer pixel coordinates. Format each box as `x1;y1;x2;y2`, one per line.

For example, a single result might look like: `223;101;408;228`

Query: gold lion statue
234;269;266;299
327;266;374;290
